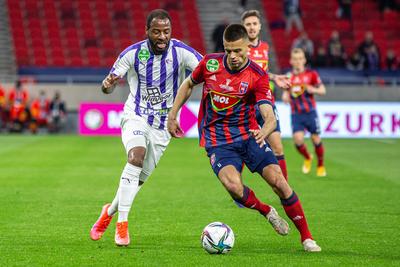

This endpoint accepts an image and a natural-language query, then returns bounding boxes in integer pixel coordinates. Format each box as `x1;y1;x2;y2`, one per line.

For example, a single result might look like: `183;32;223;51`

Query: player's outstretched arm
306;84;326;96
167;77;195;138
101;74;120;94
269;73;291;89
251;103;276;147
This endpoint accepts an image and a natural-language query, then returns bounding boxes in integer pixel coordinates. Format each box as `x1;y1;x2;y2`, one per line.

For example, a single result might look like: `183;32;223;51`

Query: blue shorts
205;138;278;177
256;104;280;132
291;110;321;134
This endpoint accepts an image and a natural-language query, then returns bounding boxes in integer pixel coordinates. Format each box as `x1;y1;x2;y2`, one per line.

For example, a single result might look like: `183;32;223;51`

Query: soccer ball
201;222;235;254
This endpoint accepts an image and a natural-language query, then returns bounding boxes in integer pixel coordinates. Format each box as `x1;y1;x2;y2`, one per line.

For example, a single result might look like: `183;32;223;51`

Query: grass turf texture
0;136;399;266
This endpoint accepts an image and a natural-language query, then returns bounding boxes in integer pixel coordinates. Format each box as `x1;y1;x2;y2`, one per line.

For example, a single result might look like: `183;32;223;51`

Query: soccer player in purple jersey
168;24;321;252
89;9;202;246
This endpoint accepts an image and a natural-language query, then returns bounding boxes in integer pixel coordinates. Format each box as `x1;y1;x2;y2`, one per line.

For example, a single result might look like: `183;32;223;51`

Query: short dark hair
241;10;261;23
146;9;171;29
223;24;249;42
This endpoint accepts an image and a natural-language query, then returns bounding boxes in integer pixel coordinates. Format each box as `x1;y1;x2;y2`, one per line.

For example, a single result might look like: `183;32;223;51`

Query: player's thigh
206;144;243;178
242;138;278;174
305;111;321;136
140;127;171;181
267;131;284;155
121;115;149;155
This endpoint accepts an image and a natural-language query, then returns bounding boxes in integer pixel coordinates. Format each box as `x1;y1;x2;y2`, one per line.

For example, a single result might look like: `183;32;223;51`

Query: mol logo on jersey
209;91;240;111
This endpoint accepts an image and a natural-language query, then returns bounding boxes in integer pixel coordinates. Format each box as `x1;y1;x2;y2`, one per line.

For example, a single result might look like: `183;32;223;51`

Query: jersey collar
223;55;250;74
249;39;260;48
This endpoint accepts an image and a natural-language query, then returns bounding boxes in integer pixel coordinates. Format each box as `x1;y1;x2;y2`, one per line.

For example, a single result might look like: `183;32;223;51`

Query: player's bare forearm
169;77;194;120
268;72;291;89
251;104;276;146
307;84;326;96
101;74;120;94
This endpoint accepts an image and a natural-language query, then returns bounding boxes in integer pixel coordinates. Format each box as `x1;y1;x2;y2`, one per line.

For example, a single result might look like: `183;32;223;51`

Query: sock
295;144;311;160
234;185;271;216
314;142;324;167
276;155;288;181
108;185;143;216
117;163;141;222
281;191;312;242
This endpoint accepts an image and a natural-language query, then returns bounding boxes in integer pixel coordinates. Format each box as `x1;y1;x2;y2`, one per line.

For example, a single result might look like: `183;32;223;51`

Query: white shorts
121;114;171;181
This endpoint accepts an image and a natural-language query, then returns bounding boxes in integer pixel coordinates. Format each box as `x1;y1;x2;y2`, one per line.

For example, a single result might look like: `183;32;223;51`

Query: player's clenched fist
101;74;120;94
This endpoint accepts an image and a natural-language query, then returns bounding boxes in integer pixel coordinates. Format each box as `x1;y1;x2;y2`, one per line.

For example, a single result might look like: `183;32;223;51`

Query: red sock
236;186;271;216
314;143;324;167
295;144;311;160
276;155;288;181
281;192;313;242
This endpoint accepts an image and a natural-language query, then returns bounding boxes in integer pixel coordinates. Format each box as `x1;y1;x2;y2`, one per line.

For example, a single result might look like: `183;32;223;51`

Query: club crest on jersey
239;81;249;94
209;91;240;111
138;48;150;62
206;59;219;72
291;84;305;98
210;153;216;166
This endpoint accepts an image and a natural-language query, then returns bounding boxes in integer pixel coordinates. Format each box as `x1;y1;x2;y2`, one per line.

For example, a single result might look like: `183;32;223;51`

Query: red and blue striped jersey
287;69;322;114
191;53;273;148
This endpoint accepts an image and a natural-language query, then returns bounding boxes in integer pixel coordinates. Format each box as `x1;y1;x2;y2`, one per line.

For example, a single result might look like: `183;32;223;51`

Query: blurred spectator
346;52;364;71
8;80;29;132
48;92;67;133
364;46;380;71
284;0;304;35
314;46;328;67
211;18;229;52
237;0;248;14
327;31;346;67
29;90;50;134
378;0;399;12
292;31;314;63
0;83;6;130
385;49;397;71
336;0;352;20
358;31;380;70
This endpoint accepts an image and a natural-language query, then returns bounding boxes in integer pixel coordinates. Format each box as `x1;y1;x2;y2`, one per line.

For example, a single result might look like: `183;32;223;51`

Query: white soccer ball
201;222;235;254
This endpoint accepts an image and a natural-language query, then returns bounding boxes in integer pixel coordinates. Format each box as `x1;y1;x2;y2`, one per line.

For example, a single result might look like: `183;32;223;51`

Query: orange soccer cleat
90;203;113;241
115;221;130;246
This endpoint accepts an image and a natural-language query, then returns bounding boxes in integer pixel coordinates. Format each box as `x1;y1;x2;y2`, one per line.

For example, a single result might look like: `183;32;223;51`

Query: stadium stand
7;0;206;68
263;0;400;70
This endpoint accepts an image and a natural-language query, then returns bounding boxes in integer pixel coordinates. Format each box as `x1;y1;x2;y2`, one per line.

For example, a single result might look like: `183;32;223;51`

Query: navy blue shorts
291;110;321;134
205;138;278;177
256;104;280;132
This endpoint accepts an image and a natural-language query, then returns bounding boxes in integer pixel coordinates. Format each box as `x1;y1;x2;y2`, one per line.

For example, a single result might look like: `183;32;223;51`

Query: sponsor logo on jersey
138;48;150;62
209;91;240;111
142;86;172;105
239;81;249;94
206;59;219;72
210;74;217;81
290;84;305;98
219;79;233;91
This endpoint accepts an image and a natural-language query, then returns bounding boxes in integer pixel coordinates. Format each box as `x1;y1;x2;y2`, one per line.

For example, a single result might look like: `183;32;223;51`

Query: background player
168;24;321;252
242;10;290;180
282;48;327;177
90;9;202;246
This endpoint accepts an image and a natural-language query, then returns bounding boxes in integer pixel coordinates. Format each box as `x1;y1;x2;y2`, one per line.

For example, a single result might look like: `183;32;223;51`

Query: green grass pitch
0;135;399;266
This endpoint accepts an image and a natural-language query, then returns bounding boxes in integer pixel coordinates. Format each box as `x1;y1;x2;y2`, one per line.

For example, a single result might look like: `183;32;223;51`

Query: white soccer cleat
302;238;321;252
266;207;289;236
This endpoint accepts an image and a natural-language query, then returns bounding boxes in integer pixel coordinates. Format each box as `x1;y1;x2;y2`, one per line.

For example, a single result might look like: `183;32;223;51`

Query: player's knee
127;147;146;167
271;143;284;155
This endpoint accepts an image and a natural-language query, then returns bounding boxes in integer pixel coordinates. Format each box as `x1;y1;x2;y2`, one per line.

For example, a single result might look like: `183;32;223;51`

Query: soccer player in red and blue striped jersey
283;48;327;177
168;24;321;252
